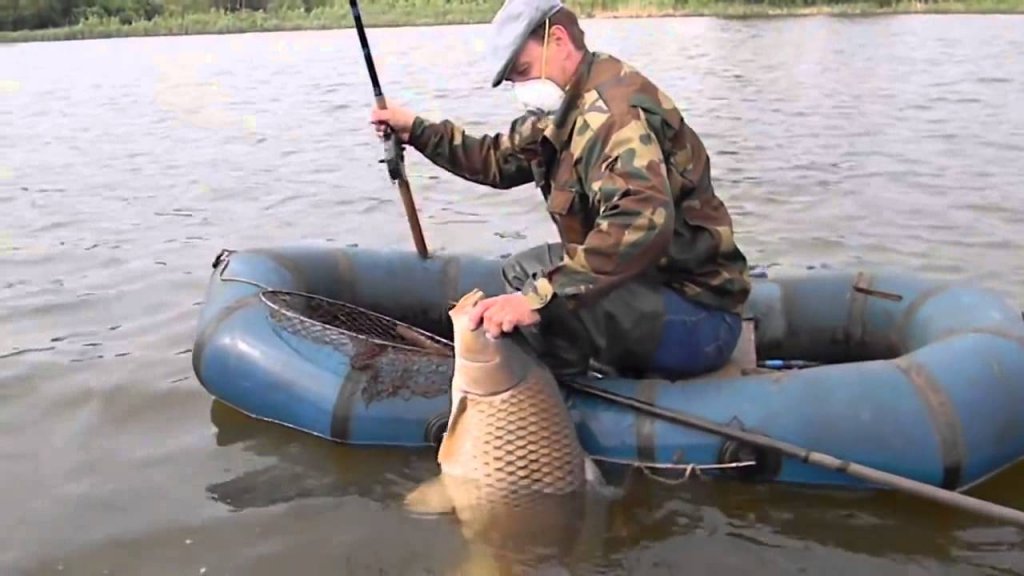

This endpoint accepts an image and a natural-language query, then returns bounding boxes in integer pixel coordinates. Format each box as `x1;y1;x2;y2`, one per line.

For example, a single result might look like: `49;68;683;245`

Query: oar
562;378;1024;528
349;0;429;259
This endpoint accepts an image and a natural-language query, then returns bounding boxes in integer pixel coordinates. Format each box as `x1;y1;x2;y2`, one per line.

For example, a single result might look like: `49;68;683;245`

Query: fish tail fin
404;476;455;517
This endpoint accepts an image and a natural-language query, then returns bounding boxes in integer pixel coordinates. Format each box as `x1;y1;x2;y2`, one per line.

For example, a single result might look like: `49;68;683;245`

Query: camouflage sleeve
520;106;674;311
406;115;537;190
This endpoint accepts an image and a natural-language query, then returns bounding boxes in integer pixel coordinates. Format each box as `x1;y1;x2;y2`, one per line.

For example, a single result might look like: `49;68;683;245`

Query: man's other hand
467;293;541;339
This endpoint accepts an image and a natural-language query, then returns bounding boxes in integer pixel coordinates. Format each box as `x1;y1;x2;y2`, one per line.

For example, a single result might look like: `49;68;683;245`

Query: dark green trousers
501;242;669;379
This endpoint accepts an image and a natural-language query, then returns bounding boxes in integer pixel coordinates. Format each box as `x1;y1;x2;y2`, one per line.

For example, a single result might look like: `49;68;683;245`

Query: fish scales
404;288;606;575
445;368;588;500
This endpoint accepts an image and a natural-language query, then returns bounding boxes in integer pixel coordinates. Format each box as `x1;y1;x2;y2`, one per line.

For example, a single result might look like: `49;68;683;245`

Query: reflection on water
3;13;1024;576
201;402;1024;574
205;400;440;511
18;394;1024;575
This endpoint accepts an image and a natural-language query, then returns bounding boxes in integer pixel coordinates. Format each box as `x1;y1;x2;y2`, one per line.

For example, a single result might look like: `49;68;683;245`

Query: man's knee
500;242;564;292
649;289;743;379
499;243;594;377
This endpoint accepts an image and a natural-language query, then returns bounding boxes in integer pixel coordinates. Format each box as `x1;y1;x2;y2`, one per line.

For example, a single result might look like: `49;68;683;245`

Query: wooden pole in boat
349;0;430;259
563;379;1024;528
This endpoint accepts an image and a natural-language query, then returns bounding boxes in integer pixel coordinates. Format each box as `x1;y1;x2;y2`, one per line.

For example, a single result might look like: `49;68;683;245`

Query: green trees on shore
10;0;384;31
0;0;1011;36
5;0;273;31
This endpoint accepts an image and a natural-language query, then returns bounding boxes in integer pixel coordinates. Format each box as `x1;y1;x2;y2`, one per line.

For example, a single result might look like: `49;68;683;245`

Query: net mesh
260;289;453;355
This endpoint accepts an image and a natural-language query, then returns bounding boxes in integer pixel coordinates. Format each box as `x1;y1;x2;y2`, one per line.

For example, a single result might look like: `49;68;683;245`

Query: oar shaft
564;379;1024;528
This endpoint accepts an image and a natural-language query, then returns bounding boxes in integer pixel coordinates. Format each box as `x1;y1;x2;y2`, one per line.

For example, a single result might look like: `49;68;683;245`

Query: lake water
2;13;1024;575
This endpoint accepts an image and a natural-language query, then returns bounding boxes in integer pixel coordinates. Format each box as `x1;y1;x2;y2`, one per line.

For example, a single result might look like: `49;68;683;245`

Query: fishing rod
349;0;429;259
562;378;1024;528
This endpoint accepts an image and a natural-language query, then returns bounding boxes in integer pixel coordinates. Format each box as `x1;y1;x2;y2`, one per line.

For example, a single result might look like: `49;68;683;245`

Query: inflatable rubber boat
191;245;1024;491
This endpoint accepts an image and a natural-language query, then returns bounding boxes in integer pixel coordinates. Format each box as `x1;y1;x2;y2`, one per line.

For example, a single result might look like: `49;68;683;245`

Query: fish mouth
452;323;503;365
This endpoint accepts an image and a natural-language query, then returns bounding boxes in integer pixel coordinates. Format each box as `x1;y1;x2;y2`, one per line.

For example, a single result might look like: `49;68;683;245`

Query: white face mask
512;78;565;114
509;17;565;115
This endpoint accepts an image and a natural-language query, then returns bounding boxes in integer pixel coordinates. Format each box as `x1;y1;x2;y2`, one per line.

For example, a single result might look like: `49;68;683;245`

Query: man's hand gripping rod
350;0;429;259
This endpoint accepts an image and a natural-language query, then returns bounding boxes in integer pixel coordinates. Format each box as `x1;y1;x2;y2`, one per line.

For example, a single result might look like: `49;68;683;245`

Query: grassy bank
3;0;1023;43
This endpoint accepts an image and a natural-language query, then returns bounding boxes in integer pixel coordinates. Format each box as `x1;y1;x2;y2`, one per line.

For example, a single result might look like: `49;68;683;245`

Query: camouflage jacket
407;51;751;316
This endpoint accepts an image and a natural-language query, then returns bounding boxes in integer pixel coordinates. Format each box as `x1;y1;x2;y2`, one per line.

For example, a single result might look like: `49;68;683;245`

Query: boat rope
221;276;272;291
591;455;757;485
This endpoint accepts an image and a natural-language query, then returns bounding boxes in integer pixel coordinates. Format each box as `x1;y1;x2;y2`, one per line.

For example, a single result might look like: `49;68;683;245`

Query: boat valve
211;248;234;270
718;439;782;482
425;413;448;448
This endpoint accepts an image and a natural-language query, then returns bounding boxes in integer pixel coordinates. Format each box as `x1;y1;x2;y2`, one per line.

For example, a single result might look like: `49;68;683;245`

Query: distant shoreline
3;1;1023;44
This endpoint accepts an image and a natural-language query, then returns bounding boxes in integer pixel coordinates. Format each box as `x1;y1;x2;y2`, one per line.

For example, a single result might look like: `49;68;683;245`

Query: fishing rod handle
398;178;429;258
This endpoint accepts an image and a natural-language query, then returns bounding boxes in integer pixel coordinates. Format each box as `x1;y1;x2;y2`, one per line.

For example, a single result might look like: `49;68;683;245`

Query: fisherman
370;0;751;381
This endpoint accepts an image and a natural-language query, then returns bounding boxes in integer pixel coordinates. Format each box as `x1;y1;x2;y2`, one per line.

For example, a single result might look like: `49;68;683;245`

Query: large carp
404;288;608;574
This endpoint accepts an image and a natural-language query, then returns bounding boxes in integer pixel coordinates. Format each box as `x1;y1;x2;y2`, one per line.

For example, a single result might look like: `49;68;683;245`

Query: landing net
259;289;453;355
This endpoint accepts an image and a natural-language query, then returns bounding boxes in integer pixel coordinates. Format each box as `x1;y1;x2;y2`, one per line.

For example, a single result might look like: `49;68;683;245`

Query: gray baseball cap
488;0;564;88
